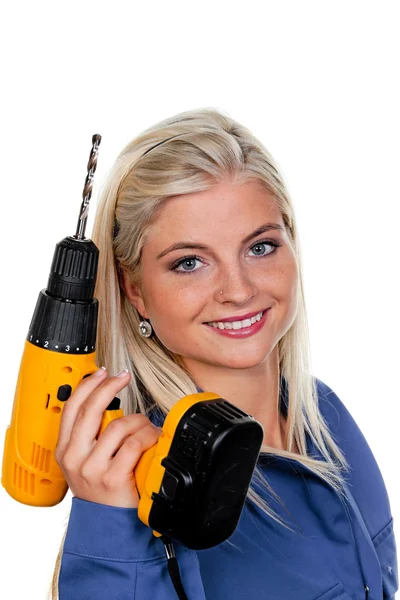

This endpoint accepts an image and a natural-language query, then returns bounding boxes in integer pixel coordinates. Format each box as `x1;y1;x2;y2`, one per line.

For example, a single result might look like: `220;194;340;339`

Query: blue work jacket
59;378;398;599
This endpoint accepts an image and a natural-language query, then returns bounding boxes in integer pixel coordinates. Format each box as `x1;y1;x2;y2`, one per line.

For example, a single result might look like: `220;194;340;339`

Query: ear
120;270;149;319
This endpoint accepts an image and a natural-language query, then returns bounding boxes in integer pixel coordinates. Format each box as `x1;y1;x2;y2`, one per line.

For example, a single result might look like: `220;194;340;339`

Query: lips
204;308;269;324
204;307;270;338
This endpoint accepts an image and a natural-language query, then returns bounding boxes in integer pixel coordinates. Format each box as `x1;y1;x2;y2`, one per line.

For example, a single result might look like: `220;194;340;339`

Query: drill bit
75;133;102;240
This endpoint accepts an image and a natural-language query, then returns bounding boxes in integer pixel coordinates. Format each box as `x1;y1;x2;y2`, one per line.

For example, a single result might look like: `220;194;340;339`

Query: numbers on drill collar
29;335;94;354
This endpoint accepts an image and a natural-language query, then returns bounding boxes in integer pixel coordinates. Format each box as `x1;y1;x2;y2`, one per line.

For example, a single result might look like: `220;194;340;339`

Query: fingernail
95;367;107;376
117;369;129;378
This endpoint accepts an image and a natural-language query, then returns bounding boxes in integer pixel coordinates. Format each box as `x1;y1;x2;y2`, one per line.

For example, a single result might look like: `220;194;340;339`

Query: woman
50;108;398;599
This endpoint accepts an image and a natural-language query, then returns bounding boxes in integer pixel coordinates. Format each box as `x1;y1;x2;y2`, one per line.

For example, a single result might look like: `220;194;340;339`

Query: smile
206;310;265;330
203;309;270;339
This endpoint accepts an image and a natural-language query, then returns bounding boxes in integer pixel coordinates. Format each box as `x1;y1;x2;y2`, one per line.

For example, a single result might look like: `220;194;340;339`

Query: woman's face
123;178;299;372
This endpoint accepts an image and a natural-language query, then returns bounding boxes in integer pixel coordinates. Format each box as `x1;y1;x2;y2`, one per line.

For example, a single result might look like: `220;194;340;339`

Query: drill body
2;341;99;506
1;235;104;506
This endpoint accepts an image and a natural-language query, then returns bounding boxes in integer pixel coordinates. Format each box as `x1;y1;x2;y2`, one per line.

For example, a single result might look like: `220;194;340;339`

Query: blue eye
170;240;281;275
248;241;280;257
173;257;203;273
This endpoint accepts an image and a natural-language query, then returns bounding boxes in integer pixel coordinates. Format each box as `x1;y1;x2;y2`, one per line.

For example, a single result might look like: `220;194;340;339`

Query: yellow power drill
1;134;264;553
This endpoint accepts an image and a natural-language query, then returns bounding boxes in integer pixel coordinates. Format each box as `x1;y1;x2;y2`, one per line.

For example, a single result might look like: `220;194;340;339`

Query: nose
214;263;257;305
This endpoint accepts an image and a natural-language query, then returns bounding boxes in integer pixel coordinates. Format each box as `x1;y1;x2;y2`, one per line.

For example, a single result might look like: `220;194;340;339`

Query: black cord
161;536;189;600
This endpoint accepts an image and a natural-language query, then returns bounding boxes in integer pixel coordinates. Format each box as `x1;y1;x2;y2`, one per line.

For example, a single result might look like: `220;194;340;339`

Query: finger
66;371;132;458
106;424;162;479
57;367;108;456
83;415;158;473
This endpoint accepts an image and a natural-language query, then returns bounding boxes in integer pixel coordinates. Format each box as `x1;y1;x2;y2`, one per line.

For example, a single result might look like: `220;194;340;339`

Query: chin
207;351;269;371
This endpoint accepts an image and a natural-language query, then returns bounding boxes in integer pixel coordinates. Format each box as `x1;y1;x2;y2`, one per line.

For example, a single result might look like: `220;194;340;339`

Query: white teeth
208;310;264;330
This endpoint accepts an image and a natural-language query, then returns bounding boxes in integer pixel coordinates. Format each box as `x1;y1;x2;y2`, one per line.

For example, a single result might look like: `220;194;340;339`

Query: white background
0;2;398;598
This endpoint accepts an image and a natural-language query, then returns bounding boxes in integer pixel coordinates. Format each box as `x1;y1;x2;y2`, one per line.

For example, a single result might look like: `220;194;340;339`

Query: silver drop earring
139;318;153;338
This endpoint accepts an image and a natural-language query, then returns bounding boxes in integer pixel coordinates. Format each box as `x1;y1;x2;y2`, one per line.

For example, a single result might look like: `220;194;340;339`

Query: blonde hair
48;107;349;598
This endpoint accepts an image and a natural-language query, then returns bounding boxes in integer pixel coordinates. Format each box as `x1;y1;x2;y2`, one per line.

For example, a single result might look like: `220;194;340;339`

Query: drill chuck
47;236;99;301
27;236;99;355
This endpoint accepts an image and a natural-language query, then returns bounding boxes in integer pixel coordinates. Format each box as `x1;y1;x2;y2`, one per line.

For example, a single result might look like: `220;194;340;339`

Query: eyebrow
155;223;285;260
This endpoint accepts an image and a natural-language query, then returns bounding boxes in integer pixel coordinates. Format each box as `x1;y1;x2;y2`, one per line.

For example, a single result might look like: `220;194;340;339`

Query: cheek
267;260;299;324
144;276;206;328
282;263;299;300
262;256;298;296
280;264;300;324
144;282;206;355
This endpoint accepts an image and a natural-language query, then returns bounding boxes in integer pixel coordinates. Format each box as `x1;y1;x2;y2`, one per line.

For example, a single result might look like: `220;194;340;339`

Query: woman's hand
55;367;162;508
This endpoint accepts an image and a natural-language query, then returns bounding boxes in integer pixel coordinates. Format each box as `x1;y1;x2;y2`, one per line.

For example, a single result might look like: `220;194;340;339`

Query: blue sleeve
316;377;398;599
59;497;207;600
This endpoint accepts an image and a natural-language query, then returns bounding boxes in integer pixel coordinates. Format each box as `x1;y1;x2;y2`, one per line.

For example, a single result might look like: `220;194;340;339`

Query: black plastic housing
148;399;264;550
47;236;99;301
26;236;99;354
